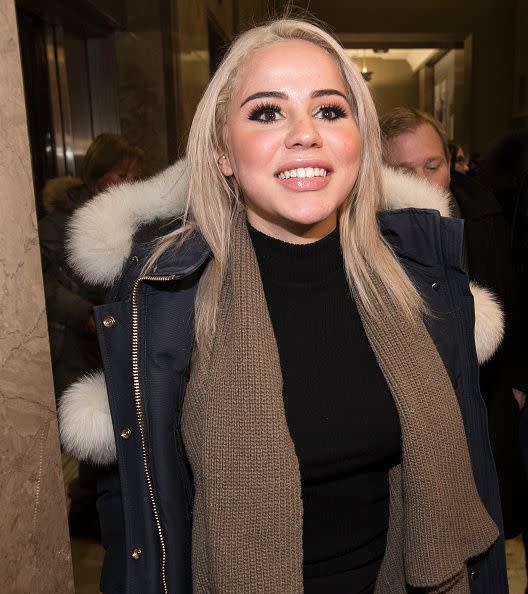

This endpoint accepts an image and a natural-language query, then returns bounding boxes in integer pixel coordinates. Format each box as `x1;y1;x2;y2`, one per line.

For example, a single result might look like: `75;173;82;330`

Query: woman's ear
218;153;234;177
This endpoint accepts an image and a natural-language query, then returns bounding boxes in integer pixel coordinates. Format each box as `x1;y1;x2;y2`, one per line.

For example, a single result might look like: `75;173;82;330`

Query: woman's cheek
228;130;278;186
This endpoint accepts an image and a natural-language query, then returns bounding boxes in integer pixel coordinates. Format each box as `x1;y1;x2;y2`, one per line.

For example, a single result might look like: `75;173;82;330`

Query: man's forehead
389;125;445;164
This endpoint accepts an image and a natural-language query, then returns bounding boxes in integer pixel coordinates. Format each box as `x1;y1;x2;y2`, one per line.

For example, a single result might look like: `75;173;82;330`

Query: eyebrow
424;156;444;164
398;156;444;168
239;88;348;108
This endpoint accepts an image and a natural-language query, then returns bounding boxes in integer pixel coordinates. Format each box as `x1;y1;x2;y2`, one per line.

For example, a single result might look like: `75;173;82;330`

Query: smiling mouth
277;167;329;180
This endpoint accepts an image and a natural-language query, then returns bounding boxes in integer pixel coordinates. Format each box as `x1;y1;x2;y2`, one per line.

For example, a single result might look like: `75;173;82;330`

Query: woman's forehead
231;39;348;101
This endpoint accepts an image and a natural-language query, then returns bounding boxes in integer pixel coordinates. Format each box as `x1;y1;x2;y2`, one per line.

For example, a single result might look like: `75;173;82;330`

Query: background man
380;108;527;543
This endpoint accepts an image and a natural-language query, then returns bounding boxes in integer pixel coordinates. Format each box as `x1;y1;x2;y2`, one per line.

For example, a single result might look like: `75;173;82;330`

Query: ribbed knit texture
248;223;401;592
181;209;303;593
357;277;499;592
182;210;498;593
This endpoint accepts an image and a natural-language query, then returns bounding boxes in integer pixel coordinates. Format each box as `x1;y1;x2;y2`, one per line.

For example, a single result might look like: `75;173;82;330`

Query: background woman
449;140;470;175
60;19;506;594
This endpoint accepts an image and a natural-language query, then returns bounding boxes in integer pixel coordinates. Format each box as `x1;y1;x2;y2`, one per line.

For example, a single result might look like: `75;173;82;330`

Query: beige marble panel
236;0;271;33
0;1;74;591
115;30;169;174
174;0;211;143
207;0;234;39
506;535;527;594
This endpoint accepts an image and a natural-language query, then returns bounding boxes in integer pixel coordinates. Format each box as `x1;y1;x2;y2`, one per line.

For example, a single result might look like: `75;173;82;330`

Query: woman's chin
282;209;337;231
247;205;337;242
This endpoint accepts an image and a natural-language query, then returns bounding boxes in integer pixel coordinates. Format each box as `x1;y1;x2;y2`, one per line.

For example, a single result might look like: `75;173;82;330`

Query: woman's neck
247;222;342;286
245;211;337;245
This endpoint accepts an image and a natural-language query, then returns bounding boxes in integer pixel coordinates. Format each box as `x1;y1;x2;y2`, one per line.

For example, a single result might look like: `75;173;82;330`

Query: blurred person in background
482;129;528;231
380;108;528;544
468;152;482;177
39;133;145;397
483;129;528;594
449;140;470;175
38;133;144;539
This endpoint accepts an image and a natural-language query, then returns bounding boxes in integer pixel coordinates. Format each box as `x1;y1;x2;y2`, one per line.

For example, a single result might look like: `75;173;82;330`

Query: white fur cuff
57;284;504;466
470;282;504;365
59;371;116;465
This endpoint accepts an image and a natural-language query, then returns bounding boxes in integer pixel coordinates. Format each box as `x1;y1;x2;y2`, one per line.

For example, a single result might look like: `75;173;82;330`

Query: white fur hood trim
381;166;451;216
59;282;503;465
66;162;451;287
67;159;189;287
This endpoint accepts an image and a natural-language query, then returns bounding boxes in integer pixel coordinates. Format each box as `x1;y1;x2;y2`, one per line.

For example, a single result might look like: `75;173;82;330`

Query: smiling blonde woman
60;18;506;594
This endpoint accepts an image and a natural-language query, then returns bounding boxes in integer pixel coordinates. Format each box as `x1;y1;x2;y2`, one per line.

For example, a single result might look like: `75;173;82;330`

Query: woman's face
220;40;361;243
95;158;143;195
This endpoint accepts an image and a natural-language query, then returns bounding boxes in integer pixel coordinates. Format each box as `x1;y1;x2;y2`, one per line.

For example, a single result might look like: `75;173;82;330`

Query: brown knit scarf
181;211;498;593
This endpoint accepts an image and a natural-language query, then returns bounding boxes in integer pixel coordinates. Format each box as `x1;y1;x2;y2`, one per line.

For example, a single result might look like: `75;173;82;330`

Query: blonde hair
148;18;424;347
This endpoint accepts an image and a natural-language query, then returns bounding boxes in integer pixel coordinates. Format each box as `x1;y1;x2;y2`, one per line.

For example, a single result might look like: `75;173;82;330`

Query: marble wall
115;28;170;173
0;1;74;591
207;0;234;39
236;0;271;32
172;0;211;146
114;0;169;174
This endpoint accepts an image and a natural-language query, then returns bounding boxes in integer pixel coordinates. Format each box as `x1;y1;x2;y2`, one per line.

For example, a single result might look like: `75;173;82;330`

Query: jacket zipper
132;274;178;594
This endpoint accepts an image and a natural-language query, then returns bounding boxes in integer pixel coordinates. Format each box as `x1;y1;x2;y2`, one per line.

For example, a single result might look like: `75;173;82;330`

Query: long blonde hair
148;18;424;346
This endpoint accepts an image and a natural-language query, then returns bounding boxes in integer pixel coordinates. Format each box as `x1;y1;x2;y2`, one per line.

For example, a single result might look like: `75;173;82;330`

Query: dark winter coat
451;170;528;537
59;163;507;593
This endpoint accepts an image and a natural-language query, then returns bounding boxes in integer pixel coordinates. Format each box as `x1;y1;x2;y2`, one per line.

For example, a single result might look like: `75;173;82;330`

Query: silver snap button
431;282;440;291
131;255;139;264
131;548;142;560
121;427;132;440
103;315;116;328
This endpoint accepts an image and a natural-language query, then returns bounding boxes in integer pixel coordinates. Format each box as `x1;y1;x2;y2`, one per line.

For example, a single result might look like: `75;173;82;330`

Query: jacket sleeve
97;465;127;594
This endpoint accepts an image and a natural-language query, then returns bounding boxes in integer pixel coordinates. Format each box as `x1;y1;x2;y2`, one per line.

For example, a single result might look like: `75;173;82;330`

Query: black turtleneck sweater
248;224;402;594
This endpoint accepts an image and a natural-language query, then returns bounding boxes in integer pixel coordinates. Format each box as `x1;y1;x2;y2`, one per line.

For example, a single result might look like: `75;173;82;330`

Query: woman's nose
285;116;322;149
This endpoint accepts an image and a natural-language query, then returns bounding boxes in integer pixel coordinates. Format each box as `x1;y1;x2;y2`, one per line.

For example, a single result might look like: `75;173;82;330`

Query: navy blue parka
80;205;508;594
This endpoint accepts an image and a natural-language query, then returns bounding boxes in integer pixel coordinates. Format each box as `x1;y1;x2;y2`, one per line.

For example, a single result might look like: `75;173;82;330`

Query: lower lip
276;174;332;191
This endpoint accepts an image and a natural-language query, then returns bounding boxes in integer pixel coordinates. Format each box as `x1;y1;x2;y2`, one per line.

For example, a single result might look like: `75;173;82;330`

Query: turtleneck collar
247;223;343;287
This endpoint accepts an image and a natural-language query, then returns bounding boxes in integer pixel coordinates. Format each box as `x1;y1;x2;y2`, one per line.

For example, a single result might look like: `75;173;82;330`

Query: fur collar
66;161;451;287
59;161;502;466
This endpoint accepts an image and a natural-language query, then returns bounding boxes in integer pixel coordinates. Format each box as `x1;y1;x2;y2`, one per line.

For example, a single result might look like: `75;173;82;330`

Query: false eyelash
247;101;349;123
247;102;283;122
317;103;348;119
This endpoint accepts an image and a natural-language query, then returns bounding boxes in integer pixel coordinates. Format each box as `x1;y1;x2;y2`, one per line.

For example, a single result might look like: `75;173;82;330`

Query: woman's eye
315;105;347;120
248;106;282;123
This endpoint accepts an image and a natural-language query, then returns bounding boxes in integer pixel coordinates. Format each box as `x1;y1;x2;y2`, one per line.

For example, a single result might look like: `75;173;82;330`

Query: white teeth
278;167;328;179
